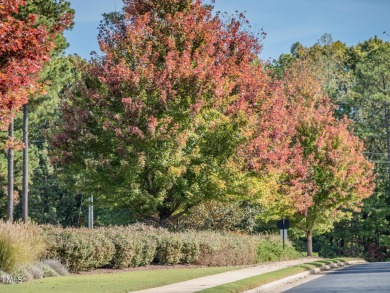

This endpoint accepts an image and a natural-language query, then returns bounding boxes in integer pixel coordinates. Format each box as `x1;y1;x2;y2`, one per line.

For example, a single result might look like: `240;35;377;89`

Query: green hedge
104;227;157;268
43;227;115;272
256;235;302;262
41;225;301;272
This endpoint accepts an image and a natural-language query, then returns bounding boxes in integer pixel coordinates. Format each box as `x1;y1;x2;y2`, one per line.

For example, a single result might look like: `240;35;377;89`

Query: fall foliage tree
0;0;72;129
278;59;375;256
273;36;389;259
52;0;271;226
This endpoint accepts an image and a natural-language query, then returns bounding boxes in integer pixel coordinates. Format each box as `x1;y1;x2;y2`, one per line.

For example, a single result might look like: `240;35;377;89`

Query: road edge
242;260;367;293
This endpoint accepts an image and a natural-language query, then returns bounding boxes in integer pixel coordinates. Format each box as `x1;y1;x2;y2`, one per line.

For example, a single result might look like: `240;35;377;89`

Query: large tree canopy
52;1;375;238
272;36;388;258
52;0;273;226
277;59;375;255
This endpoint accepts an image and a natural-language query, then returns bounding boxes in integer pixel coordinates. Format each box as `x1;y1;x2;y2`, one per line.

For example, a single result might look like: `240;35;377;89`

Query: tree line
1;0;388;258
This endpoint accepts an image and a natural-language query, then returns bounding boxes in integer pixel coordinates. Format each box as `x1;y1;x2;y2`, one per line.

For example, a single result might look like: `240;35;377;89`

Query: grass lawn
0;266;242;293
198;259;355;293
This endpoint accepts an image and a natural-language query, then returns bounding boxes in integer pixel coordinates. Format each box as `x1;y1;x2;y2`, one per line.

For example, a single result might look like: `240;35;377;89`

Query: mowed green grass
0;266;241;293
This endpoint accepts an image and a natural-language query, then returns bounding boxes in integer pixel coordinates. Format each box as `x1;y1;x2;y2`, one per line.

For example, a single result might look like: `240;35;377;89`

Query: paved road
283;262;390;293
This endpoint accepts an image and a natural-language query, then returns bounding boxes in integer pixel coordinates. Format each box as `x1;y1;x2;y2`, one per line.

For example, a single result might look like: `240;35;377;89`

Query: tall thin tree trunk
384;103;390;198
22;104;29;223
307;229;313;257
7;116;14;222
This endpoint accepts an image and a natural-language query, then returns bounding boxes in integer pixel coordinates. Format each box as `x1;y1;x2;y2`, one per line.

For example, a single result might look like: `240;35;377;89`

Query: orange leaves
285;59;375;221
244;56;375;223
0;0;73;130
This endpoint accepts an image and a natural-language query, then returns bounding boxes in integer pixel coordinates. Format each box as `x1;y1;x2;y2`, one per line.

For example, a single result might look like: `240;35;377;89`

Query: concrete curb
242;260;367;293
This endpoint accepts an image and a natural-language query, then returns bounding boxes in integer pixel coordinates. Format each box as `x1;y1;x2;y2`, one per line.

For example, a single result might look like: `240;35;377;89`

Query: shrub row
41;224;301;272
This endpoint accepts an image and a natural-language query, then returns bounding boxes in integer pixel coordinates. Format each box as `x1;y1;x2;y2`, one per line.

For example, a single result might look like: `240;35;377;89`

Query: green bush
41;259;69;276
195;231;257;266
41;224;302;272
36;263;59;277
154;233;184;265
133;236;157;266
105;229;157;268
180;234;200;264
26;265;44;279
42;227;115;272
0;221;45;273
256;236;301;262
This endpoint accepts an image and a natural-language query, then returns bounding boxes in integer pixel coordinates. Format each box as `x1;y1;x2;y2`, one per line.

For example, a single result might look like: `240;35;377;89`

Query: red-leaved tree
51;0;275;226
264;59;375;256
0;0;72;130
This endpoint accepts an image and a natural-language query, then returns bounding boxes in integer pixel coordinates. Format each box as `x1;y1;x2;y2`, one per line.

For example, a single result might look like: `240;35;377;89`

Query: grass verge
198;258;356;293
0;266;242;293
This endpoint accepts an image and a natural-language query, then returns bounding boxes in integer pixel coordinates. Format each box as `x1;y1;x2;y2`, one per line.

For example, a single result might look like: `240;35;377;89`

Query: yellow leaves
209;175;226;190
191;163;206;175
167;165;187;178
137;152;146;168
244;174;278;200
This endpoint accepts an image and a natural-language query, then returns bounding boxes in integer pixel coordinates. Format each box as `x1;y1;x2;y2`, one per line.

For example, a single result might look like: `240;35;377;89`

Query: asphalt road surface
283;262;390;293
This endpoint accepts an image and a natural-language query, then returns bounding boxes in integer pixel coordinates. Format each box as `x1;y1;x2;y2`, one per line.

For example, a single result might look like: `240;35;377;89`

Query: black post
283;224;285;249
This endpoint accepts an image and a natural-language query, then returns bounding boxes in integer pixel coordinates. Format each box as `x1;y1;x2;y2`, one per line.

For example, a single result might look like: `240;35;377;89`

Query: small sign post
277;219;290;249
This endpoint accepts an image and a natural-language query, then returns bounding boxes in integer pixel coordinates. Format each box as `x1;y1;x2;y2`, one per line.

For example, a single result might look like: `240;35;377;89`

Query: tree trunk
7;116;14;222
307;229;313;256
159;211;171;228
22;104;29;223
384;103;390;198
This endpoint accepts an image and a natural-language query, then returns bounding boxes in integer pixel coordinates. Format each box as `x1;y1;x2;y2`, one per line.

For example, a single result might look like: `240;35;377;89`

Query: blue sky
64;0;389;61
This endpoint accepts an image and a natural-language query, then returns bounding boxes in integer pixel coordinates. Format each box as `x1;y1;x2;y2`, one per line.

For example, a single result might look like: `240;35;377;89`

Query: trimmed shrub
36;263;59;277
42;259;69;276
131;236;157;267
21;269;34;282
26;265;44;279
42;227;115;272
256;235;301;262
195;231;257;266
154;233;183;265
179;234;200;264
103;227;157;268
41;224;302;272
0;221;45;273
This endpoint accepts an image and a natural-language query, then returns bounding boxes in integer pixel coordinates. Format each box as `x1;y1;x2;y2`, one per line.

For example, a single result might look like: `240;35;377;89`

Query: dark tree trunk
159;210;171;228
7;116;14;222
307;229;313;257
22;104;29;223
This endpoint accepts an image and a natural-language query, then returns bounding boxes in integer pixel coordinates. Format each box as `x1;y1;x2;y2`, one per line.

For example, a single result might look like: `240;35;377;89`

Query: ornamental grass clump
0;221;45;273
